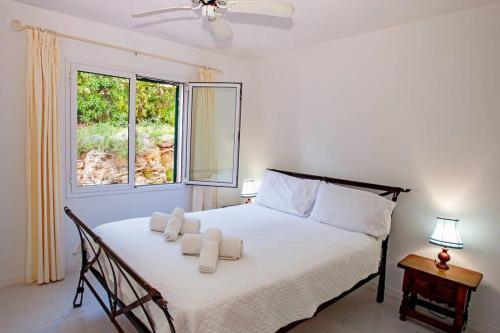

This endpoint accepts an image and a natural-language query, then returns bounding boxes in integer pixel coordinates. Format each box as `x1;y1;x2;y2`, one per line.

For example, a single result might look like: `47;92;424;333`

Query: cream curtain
191;68;218;211
25;28;65;284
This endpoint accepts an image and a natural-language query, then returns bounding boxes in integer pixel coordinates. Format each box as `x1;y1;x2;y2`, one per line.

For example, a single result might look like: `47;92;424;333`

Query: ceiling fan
131;0;295;41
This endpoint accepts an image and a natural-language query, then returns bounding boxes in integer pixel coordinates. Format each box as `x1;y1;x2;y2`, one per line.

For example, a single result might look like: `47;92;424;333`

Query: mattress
93;204;382;333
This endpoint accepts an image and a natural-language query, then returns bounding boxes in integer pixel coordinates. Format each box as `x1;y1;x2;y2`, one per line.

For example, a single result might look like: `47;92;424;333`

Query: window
69;64;241;196
186;83;242;188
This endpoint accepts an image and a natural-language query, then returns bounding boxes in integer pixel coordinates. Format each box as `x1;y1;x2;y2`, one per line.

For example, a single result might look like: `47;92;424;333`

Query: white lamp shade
241;179;257;198
429;217;463;249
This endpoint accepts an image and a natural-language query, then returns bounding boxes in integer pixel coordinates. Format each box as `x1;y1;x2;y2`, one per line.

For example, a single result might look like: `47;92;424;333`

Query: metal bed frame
65;168;410;333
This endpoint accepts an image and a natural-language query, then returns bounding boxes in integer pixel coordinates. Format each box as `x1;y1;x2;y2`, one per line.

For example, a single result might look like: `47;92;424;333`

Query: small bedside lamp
429;217;463;270
241;179;257;204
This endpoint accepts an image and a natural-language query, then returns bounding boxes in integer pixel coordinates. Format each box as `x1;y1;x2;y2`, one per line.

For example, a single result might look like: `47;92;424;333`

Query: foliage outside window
135;78;178;185
75;70;179;188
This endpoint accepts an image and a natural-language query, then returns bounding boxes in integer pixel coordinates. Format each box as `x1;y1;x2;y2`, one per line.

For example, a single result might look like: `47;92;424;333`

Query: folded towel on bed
180;218;201;235
172;207;185;219
203;228;223;242
150;208;200;235
199;228;223;273
164;215;184;242
149;212;171;232
181;234;243;260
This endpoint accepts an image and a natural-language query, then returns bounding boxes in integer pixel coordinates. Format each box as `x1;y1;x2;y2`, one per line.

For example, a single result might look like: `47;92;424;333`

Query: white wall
240;3;500;332
0;0;247;285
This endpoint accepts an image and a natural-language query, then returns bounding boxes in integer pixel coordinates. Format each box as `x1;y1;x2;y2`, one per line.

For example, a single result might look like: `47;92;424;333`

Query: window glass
188;84;240;187
76;71;129;186
135;78;178;186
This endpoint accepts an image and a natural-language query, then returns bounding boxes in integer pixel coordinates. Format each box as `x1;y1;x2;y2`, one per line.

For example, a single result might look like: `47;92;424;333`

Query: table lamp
241;179;257;204
429;217;463;270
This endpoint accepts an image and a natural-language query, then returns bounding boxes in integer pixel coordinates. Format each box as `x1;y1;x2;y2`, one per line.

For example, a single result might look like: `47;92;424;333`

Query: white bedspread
93;204;382;333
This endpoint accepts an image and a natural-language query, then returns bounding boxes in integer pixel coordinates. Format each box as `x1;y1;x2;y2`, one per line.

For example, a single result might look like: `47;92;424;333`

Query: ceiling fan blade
132;5;194;18
226;1;295;18
208;15;234;41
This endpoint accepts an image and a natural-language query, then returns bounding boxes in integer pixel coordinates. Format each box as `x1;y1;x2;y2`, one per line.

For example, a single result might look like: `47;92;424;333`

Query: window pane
135;79;178;186
189;86;238;184
76;71;129;186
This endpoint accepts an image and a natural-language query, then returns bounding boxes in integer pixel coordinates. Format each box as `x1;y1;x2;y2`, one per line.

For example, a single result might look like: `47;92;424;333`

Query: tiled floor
0;272;477;333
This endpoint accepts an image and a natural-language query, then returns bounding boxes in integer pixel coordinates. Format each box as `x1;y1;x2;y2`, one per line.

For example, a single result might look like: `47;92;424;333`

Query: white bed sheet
93;204;382;333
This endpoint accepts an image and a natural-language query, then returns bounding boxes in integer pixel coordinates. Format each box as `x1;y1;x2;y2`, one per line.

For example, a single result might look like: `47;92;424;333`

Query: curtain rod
10;19;223;74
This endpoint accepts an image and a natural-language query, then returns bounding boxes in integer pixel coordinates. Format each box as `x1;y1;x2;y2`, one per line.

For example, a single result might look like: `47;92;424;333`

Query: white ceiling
14;0;498;58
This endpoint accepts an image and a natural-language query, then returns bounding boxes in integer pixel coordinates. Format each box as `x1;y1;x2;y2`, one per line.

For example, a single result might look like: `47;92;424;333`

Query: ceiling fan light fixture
202;5;218;21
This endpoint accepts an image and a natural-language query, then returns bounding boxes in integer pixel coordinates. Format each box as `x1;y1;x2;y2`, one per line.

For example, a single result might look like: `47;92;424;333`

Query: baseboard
0;275;24;288
383;285;499;333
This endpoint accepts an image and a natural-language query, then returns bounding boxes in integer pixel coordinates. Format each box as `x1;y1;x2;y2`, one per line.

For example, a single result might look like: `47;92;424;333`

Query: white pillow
310;182;396;238
255;170;321;217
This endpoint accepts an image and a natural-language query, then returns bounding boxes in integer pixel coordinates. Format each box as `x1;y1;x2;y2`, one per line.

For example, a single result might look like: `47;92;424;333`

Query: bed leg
377;237;388;303
73;275;85;308
377;275;385;303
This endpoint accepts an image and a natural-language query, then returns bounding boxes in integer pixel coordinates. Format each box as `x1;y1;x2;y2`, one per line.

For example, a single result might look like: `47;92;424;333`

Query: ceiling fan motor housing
196;0;227;7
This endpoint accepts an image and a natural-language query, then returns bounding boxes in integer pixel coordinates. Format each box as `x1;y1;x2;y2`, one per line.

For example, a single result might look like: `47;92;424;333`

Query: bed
66;169;410;333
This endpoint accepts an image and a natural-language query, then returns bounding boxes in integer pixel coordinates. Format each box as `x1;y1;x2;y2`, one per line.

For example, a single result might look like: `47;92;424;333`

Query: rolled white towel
180;217;201;235
220;237;244;260
181;234;201;255
149;212;171;232
163;215;183;242
204;228;223;242
173;207;185;219
199;228;223;273
181;234;243;260
199;239;220;273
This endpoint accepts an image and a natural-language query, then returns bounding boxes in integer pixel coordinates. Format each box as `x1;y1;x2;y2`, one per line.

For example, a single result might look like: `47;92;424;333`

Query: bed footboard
65;207;176;333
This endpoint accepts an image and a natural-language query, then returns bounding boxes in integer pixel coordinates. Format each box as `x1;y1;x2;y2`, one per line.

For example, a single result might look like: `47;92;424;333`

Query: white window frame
184;82;242;188
67;63;185;198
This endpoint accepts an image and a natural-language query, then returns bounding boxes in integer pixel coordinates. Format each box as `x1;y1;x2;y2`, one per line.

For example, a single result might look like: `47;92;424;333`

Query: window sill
66;182;187;199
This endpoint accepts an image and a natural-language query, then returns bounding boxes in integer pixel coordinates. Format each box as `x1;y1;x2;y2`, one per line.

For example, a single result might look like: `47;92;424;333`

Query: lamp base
436;248;451;270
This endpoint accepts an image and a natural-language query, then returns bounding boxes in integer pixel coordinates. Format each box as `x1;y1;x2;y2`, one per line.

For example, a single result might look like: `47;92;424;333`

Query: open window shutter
185;82;242;188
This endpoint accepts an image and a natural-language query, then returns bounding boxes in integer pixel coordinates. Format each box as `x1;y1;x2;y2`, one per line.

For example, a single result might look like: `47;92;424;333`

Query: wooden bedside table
398;254;482;333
